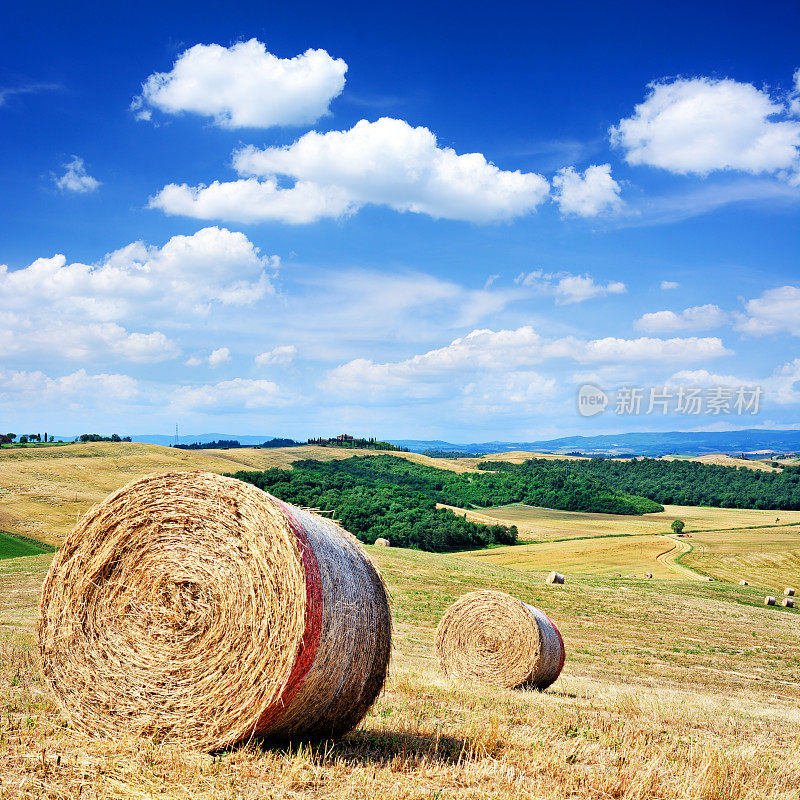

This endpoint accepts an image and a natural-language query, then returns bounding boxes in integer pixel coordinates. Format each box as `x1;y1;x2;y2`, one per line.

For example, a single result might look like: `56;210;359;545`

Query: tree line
479;457;800;510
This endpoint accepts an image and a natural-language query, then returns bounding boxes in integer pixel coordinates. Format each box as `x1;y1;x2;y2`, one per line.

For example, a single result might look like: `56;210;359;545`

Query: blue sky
1;0;799;441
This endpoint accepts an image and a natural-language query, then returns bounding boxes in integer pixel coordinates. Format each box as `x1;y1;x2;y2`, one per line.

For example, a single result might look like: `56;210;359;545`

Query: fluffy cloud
255;345;297;366
0;227;277;363
610;76;800;182
171;378;289;410
150;178;354;225
153;118;550;224
660;280;680;290
53;156;100;194
325;326;731;399
0;367;138;405
514;270;626;304
208;347;231;367
132;39;347;128
635;304;728;333
735;285;800;336
551;164;622;216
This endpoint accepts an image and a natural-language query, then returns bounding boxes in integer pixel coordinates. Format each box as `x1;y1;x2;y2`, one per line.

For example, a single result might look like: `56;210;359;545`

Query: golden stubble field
0;442;480;546
2;546;800;799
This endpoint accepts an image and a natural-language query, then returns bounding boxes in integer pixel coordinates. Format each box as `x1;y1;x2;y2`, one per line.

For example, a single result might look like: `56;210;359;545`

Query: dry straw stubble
435;590;565;690
38;471;391;751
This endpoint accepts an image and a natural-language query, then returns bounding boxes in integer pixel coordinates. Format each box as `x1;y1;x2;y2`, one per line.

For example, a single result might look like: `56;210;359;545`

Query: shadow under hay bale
546;571;565;585
38;471;391;751
435;590;565;691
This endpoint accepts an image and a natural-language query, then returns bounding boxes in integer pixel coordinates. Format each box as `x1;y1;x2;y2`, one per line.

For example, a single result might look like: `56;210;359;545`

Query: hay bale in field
38;471;391;751
782;597;795;608
435;590;565;690
644;572;653;579
374;537;390;547
739;580;749;586
784;588;795;596
765;596;776;606
546;571;565;585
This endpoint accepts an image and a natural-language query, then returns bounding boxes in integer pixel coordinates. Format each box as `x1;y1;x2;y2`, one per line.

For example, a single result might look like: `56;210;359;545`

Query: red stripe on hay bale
253;501;323;734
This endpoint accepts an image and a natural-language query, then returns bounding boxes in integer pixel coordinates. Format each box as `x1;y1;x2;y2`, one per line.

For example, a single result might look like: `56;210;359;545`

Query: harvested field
3;545;800;799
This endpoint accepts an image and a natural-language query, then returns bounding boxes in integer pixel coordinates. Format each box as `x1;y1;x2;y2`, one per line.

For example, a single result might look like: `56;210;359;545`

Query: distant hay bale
784;588;795;596
739;580;749;586
38;471;391;751
546;571;565;585
765;596;776;606
644;572;653;579
435;590;565;690
374;537;390;547
782;597;795;608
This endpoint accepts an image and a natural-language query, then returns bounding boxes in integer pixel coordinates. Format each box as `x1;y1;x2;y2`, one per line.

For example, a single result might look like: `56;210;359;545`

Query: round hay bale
435;590;565;690
765;596;776;606
644;572;653;579
782;597;795;608
784;587;795;596
739;580;749;586
546;571;565;585
38;471;391;750
374;537;390;547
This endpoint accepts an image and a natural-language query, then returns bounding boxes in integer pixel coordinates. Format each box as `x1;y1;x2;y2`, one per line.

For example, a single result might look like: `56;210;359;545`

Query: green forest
230;455;662;552
480;457;800;510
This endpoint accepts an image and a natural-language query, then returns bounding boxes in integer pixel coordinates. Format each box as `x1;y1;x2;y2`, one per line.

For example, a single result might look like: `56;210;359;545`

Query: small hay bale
435;590;565;690
739;580;749;586
784;587;795;596
783;597;795;608
546;570;565;585
38;471;391;750
374;537;390;547
644;572;653;579
765;596;776;606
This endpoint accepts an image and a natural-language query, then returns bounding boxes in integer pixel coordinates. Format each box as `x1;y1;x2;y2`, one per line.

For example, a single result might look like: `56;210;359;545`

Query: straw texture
38;471;391;751
435;591;565;690
374;538;390;547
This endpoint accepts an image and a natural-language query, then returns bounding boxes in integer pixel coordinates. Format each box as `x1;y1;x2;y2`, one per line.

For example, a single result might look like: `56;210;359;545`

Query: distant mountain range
389;430;800;457
51;429;800;457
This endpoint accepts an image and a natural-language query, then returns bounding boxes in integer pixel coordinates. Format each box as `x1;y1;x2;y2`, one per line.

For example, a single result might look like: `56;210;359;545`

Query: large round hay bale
765;596;776;606
435;590;565;690
374;537;390;547
782;597;795;608
784;587;795;597
546;571;565;585
38;471;391;750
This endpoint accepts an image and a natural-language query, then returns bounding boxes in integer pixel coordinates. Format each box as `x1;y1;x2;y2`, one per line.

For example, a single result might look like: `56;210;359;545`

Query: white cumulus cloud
207;347;231;367
171;378;289;410
255;345;297;366
324;326;731;400
514;270;626;304
610;76;800;182
551;164;622;216
0;367;138;405
735;285;800;336
53;156;100;194
0;227;277;363
132;39;347;128
635;304;728;333
153;117;550;224
660;280;680;290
